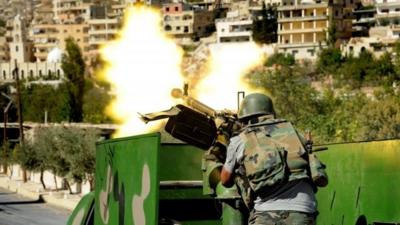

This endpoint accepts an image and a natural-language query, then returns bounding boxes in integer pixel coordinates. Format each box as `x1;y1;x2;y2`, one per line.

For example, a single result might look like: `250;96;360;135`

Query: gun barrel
184;96;216;118
171;88;217;118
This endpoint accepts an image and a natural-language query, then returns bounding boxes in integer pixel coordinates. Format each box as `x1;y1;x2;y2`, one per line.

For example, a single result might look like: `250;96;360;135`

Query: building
331;0;359;40
0;37;10;62
32;23;90;62
162;3;215;39
9;15;34;63
54;0;93;24
277;0;331;59
32;0;55;24
216;10;253;43
375;0;400;26
88;17;120;58
341;36;396;58
0;61;63;81
352;7;376;37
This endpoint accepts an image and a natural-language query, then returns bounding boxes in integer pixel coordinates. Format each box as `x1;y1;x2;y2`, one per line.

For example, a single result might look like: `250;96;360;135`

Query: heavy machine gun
140;85;241;153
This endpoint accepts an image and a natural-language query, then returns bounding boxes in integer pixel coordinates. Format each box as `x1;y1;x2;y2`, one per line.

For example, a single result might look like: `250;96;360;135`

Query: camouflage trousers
248;210;316;225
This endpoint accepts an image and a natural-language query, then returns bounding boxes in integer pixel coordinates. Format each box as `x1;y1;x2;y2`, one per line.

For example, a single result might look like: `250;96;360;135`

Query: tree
83;80;112;123
0;19;5;28
265;53;295;67
21;84;70;123
327;22;338;47
252;2;277;44
316;47;342;76
13;140;47;189
62;38;86;122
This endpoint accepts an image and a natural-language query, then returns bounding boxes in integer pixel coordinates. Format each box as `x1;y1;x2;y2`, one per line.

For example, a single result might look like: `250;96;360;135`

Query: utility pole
13;60;26;182
2;92;13;175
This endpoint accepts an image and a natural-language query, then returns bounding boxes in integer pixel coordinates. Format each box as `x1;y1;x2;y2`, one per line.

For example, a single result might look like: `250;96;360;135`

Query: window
16;46;19;52
165;7;170;12
176;26;181;30
349;46;354;52
39;70;42;77
30;70;33;78
175;6;179;11
184;26;189;33
164;15;171;21
2;71;6;79
57;69;60;78
165;25;172;31
76;29;80;32
307;49;314;56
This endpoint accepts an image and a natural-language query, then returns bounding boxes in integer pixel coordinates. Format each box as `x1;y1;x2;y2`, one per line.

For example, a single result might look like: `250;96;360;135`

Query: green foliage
265;53;295;67
357;92;400;141
248;65;320;129
247;60;400;143
62;37;86;122
21;84;70;122
0;19;5;27
327;22;338;47
83;81;112;123
15;126;100;188
316;47;342;75
252;3;277;44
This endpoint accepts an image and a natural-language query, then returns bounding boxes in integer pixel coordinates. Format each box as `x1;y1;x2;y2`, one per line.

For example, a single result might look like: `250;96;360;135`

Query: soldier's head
238;93;275;124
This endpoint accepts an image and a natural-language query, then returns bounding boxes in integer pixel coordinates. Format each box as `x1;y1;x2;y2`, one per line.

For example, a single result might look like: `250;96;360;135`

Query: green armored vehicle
67;90;400;225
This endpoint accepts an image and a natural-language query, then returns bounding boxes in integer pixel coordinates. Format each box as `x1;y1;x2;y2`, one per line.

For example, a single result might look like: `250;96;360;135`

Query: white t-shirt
223;135;317;213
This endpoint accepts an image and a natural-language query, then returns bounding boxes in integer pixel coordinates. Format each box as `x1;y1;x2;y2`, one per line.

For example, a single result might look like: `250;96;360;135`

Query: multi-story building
32;23;90;62
216;10;253;43
375;0;400;26
54;0;92;24
331;0;359;40
88;17;120;58
352;7;376;37
277;0;331;59
33;0;55;24
162;3;215;39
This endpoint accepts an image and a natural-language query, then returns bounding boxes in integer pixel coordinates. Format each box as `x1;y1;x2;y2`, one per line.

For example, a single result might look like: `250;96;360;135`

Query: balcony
88;29;118;35
278;2;329;11
278;27;325;34
279;15;328;22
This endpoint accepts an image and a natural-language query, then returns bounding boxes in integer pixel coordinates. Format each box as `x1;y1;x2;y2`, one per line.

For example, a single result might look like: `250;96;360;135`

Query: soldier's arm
221;167;234;187
220;136;242;187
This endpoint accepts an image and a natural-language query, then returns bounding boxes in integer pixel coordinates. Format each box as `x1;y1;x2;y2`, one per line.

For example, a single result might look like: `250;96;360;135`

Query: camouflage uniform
224;117;317;225
223;93;326;225
249;210;316;225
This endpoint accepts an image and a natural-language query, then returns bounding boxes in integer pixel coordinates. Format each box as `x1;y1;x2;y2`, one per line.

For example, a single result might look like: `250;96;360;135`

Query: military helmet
238;93;275;120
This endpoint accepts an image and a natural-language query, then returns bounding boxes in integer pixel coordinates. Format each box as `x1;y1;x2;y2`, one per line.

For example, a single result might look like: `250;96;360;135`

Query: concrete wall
6;164;91;194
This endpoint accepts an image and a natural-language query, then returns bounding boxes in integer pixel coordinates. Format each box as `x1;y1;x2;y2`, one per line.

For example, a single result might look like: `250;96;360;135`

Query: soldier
220;93;322;225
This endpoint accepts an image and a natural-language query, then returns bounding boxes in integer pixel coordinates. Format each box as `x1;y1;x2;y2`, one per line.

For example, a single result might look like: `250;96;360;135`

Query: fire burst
99;5;265;137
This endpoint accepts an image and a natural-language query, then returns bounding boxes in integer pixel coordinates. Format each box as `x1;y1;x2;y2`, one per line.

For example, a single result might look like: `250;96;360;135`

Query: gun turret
139;86;240;150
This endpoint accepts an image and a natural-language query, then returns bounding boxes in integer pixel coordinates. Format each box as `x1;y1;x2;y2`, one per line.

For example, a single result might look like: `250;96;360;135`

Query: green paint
70;133;400;225
316;140;400;225
67;192;95;225
94;133;160;225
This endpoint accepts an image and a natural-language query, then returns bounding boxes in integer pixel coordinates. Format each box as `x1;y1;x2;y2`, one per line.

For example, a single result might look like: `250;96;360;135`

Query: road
0;187;70;225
